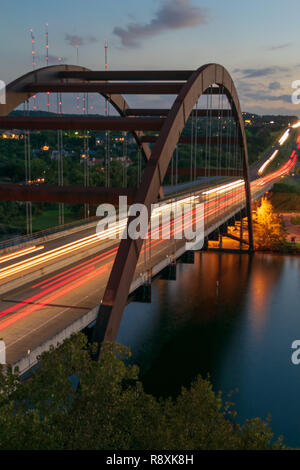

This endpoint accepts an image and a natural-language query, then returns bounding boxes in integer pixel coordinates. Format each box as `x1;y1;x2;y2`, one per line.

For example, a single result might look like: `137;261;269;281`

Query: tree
0;333;284;450
253;197;286;250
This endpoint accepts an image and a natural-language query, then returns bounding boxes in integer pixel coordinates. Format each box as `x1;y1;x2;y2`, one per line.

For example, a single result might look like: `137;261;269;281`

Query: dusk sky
1;0;300;116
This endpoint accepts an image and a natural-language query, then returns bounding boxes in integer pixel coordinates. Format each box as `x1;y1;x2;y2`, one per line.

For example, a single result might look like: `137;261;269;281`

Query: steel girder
0;184;136;205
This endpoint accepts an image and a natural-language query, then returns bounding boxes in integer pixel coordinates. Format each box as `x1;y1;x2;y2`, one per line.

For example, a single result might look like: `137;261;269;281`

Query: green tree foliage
0;333;284;450
253;197;286;250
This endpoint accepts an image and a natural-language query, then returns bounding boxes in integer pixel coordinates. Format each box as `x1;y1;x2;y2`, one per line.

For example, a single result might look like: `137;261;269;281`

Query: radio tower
30;29;37;110
75;44;80;111
104;39;108;72
104;40;108;116
30;28;36;68
76;43;79;65
45;23;51;110
45;22;49;65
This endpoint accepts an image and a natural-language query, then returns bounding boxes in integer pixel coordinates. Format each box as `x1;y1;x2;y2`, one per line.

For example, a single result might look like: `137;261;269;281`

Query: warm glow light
0;246;44;265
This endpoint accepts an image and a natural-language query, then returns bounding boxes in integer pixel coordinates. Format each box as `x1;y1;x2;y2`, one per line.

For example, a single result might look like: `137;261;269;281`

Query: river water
117;251;300;447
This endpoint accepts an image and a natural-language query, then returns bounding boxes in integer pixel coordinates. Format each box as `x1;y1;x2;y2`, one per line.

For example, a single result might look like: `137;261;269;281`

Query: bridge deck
0;160;295;374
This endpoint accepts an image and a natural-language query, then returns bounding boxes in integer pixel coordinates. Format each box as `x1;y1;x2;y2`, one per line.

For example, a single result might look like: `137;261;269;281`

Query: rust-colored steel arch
0;64;154;168
92;63;254;353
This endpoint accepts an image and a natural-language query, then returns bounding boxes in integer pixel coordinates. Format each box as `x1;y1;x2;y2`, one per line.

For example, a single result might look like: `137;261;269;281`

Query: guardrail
0;215;98;251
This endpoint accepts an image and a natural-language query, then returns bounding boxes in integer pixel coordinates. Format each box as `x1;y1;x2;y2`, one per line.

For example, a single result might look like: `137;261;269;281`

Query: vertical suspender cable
175;144;178;186
104;40;110;188
24;100;32;235
122;131;127;188
193;100;199;181
57;92;64;225
190;108;194;182
83;93;90;219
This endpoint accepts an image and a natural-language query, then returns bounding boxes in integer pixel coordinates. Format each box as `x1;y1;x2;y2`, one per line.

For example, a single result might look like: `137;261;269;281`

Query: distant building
81;156;133;168
50;149;69;160
1;130;24;140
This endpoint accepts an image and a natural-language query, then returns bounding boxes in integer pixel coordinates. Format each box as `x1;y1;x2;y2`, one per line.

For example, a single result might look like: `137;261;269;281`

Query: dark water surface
117;252;300;447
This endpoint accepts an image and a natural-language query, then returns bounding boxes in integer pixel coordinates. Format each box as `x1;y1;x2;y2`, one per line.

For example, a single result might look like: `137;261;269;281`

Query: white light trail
278;129;290;146
202;179;244;196
258;150;279;175
0;246;44;265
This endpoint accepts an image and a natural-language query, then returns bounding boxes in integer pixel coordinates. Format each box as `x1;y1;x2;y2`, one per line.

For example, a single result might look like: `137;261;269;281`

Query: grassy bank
31;207;77;231
271;176;300;212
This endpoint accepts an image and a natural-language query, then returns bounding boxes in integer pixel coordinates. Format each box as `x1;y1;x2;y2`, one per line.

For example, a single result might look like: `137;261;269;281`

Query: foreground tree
253;197;286;250
0;334;284;450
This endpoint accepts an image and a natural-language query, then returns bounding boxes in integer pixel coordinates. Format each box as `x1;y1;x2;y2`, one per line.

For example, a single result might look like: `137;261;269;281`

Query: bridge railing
0;215;99;251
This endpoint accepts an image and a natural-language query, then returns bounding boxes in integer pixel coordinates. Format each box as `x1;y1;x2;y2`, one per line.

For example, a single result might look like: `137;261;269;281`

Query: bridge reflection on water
118;251;300;447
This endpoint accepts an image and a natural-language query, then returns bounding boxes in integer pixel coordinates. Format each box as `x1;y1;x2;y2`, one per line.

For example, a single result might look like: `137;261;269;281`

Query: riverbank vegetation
0;333;284;450
253;197;286;250
252;196;300;252
271;176;300;213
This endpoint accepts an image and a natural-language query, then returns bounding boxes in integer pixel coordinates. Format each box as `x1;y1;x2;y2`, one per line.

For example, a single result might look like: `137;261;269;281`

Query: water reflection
117;252;300;446
247;255;284;335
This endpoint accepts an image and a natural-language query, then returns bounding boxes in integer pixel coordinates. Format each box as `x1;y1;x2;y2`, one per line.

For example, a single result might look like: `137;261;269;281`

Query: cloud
264;94;293;103
113;0;207;47
268;81;281;90
234;66;289;79
235;79;294;108
270;43;291;50
241;89;292;104
65;34;97;47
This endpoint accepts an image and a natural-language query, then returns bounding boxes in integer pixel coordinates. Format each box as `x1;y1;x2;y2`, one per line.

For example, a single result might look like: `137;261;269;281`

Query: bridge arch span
92;63;254;352
0;63;254;353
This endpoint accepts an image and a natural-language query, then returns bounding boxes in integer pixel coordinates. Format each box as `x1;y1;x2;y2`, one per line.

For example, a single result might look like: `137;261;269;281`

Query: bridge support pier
160;262;177;281
180;251;195;264
219;234;223;249
240;219;243;250
131;283;152;303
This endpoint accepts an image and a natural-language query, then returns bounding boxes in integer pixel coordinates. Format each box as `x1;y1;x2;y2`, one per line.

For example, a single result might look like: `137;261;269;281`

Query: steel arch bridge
0;63;254;357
